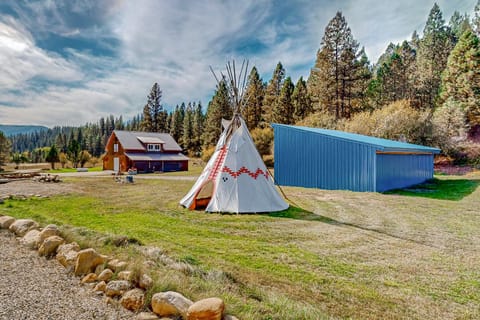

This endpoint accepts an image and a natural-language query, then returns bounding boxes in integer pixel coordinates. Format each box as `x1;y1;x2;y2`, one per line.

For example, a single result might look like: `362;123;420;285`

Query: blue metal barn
272;124;441;192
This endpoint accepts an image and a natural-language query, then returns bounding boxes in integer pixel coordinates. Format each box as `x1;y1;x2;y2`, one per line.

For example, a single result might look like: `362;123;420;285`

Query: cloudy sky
0;0;477;127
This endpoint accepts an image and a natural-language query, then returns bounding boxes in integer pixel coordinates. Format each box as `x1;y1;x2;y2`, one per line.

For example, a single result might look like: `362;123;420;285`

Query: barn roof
272;124;441;154
125;152;189;161
113;130;182;152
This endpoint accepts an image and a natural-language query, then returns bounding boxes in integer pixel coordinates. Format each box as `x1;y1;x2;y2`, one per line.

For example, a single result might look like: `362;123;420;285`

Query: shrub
201;146;216;162
251;127;274;156
431;98;469;156
263;155;274;167
344;100;432;145
296;111;338;129
455;142;480;167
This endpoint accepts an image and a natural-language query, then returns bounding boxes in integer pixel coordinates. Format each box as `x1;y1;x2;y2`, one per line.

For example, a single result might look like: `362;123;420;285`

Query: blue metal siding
375;154;434;192
274;126;377;191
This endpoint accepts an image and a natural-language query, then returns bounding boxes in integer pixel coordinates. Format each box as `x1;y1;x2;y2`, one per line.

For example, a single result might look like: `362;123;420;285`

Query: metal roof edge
271;123;386;150
271;123;441;154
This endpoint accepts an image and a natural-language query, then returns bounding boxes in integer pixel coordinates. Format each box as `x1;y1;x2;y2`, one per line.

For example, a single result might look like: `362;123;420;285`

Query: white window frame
114;143;119;152
147;144;161;152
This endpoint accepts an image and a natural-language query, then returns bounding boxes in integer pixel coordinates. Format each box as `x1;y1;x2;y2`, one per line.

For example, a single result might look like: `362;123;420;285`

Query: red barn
103;130;188;173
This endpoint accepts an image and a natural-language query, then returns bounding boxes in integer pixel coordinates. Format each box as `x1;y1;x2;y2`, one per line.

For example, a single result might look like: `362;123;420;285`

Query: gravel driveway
0;179;75;199
0;229;133;320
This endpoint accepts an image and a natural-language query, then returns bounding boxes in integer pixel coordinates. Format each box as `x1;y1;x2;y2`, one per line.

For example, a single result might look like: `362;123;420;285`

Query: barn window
114;144;118;152
147;144;161;152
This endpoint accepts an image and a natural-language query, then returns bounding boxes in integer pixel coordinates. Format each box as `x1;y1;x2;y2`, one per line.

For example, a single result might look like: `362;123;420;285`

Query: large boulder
151;291;193;318
20;229;41;249
0;216;15;229
38;235;64;257
36;224;60;248
97;268;114;282
120;288;145;312
105;280;131;297
74;248;108;276
56;242;81;269
223;315;239;320
186;297;224;320
9;219;39;236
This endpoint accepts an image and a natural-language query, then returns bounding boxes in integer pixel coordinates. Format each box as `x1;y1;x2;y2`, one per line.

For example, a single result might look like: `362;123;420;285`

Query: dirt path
0;179;75;199
0;229;133;320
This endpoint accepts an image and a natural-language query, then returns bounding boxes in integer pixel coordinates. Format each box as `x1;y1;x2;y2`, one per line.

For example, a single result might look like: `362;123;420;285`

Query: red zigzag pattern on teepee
222;166;269;179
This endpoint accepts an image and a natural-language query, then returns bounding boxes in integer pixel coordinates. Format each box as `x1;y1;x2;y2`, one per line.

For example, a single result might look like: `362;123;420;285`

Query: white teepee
179;61;288;213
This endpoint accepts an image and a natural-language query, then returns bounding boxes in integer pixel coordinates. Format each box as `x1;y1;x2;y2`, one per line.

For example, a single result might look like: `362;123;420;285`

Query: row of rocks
0;215;239;320
0;194;48;203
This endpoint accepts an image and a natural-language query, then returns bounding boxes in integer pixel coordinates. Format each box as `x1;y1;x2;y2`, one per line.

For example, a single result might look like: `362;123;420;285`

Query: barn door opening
113;157;120;173
190;180;214;210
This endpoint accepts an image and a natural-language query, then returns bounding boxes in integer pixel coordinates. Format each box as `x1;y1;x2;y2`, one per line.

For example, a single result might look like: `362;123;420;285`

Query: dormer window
147;144;161;152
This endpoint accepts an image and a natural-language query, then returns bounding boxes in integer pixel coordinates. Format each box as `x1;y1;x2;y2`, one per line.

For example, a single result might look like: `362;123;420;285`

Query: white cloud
0;17;83;89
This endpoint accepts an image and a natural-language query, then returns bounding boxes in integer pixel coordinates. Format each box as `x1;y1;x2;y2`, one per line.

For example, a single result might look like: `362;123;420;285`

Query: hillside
0;125;48;136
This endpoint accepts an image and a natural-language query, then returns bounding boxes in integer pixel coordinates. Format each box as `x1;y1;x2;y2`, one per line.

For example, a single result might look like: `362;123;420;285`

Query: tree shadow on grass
268;205;336;224
383;178;480;201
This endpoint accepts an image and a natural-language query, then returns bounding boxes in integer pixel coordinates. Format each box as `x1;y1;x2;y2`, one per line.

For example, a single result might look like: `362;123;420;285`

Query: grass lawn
1;171;480;319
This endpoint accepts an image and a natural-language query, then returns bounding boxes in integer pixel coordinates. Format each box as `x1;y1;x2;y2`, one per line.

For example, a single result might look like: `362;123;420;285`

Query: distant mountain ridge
0;125;48;136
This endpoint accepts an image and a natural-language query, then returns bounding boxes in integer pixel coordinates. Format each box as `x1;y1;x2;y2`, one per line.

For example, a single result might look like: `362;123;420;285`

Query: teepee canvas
180;61;288;213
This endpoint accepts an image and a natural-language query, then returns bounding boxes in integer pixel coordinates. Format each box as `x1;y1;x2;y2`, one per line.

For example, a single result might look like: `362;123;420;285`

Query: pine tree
169;105;183;143
352;47;372;112
243;67;265;130
149;82;163;132
202;80;232;148
115;115;125;130
449;11;471;43
182;103;194;151
67;139;81;168
373;42;415;106
273;77;295;124
142;83;166;132
45;144;59;169
440;28;480;128
77;127;85;150
308;11;361;119
473;0;480;36
416;3;454;109
94;136;103;157
292;76;312;122
262;62;285;127
411;30;421;51
399;41;418;103
141;104;152;131
0;131;11;169
192;102;204;155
